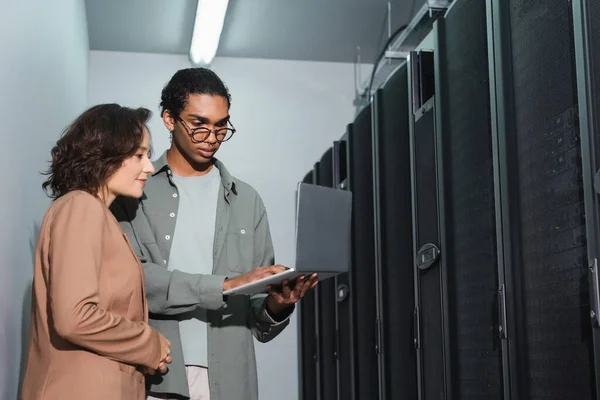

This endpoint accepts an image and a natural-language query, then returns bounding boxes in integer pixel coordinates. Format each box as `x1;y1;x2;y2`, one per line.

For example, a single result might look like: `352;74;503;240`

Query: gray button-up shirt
111;151;292;400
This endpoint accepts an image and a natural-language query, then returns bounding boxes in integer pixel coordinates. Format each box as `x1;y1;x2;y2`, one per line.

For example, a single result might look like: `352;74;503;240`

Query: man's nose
204;129;218;144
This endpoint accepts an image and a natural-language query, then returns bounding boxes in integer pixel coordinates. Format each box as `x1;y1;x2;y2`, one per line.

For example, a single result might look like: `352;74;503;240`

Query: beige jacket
21;191;163;400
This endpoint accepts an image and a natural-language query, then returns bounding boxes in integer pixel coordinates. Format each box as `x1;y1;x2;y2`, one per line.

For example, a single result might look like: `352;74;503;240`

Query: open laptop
223;182;352;296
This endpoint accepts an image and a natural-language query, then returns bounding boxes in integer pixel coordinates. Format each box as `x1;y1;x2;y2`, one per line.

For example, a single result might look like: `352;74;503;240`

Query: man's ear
162;110;176;132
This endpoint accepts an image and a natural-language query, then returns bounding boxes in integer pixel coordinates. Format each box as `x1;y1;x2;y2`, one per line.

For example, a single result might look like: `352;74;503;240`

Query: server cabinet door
348;104;380;400
409;48;447;399
488;0;597;398
315;149;338;400
372;63;418;400
573;0;600;395
299;169;318;400
333;134;356;400
434;2;504;398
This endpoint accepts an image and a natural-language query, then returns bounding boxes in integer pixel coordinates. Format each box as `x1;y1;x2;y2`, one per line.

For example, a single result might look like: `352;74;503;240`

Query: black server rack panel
409;48;447;399
372;63;417;400
508;1;591;398
589;0;600;166
333;133;356;400
347;104;379;400
489;0;596;397
312;161;322;399
435;1;503;398
315;148;338;400
573;0;600;394
299;170;317;400
411;100;446;400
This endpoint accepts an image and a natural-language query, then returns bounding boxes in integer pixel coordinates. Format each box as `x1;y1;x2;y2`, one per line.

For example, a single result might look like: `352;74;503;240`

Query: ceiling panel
86;0;197;54
86;0;421;63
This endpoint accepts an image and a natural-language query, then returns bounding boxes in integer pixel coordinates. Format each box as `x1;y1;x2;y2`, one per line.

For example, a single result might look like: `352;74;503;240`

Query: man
111;68;317;400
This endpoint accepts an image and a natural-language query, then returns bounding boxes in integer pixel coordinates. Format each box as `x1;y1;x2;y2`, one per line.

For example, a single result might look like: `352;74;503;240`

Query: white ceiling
85;0;422;64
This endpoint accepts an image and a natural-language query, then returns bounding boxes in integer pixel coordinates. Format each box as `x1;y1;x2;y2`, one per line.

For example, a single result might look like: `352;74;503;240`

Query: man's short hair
160;68;232;118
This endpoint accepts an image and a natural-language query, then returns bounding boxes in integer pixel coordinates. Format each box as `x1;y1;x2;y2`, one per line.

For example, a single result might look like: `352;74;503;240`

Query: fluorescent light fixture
189;0;229;67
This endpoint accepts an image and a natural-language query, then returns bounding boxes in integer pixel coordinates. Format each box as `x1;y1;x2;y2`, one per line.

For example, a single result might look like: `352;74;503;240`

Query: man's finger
293;276;305;297
299;279;312;298
269;293;283;302
269;293;284;306
267;286;282;299
281;280;292;297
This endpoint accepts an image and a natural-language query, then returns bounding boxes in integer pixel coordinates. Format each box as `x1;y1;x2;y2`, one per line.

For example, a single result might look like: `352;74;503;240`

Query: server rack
434;1;503;398
487;0;598;398
298;169;318;400
312;161;323;400
408;48;449;400
573;0;600;394
347;104;380;400
372;62;417;400
333;131;356;400
314;148;338;400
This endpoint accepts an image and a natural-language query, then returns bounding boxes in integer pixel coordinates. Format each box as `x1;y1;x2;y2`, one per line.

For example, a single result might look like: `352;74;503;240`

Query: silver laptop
223;182;352;295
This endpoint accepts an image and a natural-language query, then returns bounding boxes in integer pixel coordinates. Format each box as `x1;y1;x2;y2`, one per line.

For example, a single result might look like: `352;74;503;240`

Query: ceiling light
189;0;229;67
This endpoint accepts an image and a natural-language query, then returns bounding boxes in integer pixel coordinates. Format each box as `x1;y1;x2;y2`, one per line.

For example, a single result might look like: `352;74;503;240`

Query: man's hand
223;265;288;291
266;273;318;316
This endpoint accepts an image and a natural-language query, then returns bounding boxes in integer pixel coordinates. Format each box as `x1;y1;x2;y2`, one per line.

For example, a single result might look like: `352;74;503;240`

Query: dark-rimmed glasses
177;117;236;143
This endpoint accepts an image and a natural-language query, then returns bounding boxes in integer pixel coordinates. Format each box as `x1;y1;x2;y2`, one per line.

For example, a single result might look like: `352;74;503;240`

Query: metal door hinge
498;284;508;339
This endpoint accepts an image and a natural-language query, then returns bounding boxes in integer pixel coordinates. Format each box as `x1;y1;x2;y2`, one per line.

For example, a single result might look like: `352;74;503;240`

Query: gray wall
0;0;89;397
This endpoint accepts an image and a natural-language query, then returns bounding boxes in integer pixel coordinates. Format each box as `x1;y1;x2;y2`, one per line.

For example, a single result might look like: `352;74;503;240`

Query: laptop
223;182;352;296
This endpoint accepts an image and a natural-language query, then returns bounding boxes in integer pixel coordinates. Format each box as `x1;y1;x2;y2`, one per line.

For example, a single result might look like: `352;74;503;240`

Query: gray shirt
111;151;294;400
169;167;220;367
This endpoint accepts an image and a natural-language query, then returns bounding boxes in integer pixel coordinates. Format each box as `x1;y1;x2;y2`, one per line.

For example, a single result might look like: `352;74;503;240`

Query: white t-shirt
167;166;221;367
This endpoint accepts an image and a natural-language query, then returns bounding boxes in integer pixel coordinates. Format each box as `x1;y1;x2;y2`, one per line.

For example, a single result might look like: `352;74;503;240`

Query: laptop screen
294;183;352;274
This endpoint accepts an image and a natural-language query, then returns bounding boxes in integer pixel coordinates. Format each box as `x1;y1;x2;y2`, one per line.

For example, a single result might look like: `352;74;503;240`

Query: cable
366;23;408;97
361;0;419;99
354;4;392;96
376;6;390;62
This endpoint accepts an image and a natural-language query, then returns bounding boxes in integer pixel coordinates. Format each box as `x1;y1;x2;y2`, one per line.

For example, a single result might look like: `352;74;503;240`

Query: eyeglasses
177;117;236;143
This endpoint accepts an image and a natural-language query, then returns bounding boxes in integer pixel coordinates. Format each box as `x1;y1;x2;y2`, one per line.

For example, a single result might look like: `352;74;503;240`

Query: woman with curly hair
21;104;172;400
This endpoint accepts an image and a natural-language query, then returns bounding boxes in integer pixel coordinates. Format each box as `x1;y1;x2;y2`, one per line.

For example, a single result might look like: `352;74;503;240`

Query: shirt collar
153;150;237;196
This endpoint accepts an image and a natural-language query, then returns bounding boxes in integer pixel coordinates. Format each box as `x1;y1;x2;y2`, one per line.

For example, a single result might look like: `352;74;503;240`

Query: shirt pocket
225;225;255;274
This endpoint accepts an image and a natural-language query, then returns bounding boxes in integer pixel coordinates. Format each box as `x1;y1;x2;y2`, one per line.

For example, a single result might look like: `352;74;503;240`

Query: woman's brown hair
42;104;152;199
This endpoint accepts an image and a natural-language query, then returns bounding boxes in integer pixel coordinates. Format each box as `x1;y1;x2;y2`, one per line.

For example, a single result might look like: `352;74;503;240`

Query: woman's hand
145;333;171;375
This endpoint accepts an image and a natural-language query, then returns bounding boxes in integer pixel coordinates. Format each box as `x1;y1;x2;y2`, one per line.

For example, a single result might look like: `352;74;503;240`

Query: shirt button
165;235;171;240
170;212;175;218
163;260;167;264
172;193;178;198
240;229;246;234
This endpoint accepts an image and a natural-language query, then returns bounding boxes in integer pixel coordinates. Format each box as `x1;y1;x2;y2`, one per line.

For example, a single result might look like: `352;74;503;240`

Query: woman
21;104;171;400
